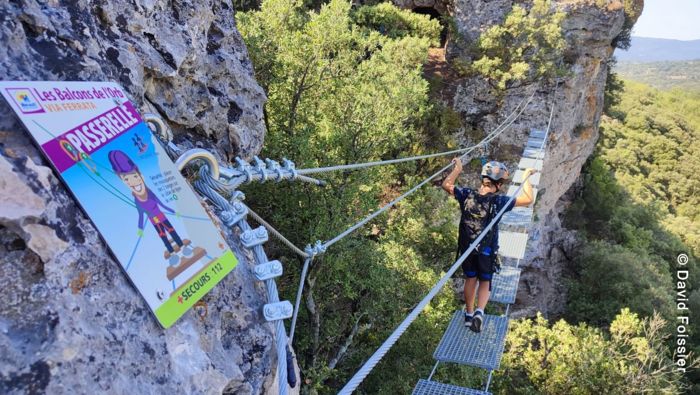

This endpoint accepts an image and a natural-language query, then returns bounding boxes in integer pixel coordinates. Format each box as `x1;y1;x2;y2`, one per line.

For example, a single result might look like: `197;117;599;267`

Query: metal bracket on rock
241;226;269;248
254;260;284;281
263;301;294;321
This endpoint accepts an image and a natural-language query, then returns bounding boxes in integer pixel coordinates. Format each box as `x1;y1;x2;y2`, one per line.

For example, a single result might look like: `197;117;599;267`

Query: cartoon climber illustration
108;149;206;280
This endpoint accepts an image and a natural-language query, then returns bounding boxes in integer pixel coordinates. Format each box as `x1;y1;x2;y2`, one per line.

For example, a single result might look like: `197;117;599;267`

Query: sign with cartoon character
0;81;238;328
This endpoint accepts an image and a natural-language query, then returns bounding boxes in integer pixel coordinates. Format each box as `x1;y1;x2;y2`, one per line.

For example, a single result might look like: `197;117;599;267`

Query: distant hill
614;60;700;92
615;37;700;62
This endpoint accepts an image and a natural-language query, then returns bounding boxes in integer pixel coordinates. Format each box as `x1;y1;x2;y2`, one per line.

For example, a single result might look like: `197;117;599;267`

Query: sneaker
464;311;473;327
470;311;484;333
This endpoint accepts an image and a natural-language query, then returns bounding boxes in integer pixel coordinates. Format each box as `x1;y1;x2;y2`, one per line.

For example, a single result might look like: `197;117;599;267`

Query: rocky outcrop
1;0;266;160
0;1;283;394
442;0;636;318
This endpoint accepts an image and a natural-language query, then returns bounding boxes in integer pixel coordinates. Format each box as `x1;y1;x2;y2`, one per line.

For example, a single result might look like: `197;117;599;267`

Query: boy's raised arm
442;158;463;196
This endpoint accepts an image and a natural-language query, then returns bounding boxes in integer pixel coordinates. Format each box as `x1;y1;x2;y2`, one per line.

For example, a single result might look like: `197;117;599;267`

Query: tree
470;0;566;90
237;1;456;392
351;2;442;47
611;0;644;50
495;309;684;394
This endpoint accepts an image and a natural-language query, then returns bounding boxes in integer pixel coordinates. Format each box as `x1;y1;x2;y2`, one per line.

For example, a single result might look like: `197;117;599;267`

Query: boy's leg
476;280;491;310
464;277;478;314
462;252;479;314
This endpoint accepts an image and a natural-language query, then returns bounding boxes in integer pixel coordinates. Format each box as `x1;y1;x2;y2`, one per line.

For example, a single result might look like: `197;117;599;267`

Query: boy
442;158;535;332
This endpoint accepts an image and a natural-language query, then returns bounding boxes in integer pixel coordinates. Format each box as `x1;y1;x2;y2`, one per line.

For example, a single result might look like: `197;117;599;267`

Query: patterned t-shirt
453;186;516;256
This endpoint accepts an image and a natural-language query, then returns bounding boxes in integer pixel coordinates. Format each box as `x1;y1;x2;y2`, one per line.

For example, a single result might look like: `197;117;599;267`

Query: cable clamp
241;226;269;248
304;240;326;257
253;156;268;182
282;158;297;180
265;158;285;182
263;301;294;321
254;260;284;281
235;157;254;183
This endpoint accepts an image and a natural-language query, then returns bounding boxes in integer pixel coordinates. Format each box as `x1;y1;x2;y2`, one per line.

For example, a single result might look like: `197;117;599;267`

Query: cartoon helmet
108;150;138;174
481;161;509;183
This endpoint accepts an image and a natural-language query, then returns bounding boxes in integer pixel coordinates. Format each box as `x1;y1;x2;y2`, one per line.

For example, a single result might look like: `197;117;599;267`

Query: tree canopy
470;0;565;90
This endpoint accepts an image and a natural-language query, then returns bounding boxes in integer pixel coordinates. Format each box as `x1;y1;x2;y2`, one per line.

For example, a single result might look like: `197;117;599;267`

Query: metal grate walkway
518;157;543;171
413;380;491;395
433;311;509;370
523;146;545;159
489;266;521;305
497;231;528;260
500;207;534;230
413;127;549;394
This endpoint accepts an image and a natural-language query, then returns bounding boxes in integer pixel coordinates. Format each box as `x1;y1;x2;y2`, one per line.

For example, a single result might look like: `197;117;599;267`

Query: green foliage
471;0;566;90
493;309;683;394
611;0;644;50
237;1;459;392
566;240;674;326
599;81;700;255
566;77;700;392
604;58;625;114
615;60;700;93
351;2;442;47
237;1;695;393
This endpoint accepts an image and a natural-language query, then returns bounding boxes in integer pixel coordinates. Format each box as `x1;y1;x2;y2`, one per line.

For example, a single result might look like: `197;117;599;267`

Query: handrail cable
321;90;535;251
287;90;536;344
295;92;535;176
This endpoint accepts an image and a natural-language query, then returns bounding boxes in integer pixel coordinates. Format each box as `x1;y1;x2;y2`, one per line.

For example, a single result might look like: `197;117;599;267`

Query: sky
632;0;700;41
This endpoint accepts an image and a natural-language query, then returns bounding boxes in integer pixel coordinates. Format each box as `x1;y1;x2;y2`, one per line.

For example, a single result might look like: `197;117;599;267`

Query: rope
289;256;313;345
296;91;535;176
320;89;535;251
247;207;309;259
337;174;535;395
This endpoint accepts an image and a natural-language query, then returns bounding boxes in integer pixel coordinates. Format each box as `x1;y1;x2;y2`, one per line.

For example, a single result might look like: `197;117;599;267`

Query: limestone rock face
0;1;283;394
0;0;266;160
445;0;630;318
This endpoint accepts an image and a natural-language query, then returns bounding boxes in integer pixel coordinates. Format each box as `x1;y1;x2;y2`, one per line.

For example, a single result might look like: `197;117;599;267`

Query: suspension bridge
164;84;556;394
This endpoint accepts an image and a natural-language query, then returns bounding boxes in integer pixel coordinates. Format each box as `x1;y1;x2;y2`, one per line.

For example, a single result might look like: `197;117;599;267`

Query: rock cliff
0;1;280;394
0;0;642;393
434;0;640;318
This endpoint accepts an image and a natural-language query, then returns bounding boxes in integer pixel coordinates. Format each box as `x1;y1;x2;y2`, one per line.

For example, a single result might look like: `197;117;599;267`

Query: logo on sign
6;88;45;114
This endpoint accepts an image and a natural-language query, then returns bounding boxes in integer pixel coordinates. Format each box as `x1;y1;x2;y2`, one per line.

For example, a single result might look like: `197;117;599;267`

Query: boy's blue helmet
481;161;509;182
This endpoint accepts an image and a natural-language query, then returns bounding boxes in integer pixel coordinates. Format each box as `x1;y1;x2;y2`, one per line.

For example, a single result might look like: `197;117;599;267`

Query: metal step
497;231;528;260
530;129;546;139
413;379;491;395
526;137;544;149
522;147;545;159
499;207;533;230
517;157;543;171
512;169;541;186
490;266;521;305
433;311;509;370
